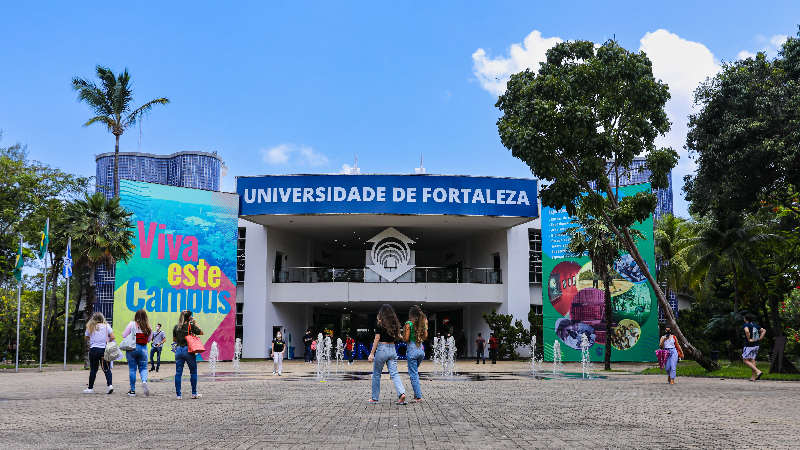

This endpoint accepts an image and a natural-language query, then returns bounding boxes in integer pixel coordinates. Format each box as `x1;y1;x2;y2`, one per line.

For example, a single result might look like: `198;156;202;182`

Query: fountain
208;341;219;376
232;338;242;374
432;337;443;374
580;333;594;379
530;335;543;377
316;333;331;380
442;336;457;378
335;338;344;373
552;340;563;375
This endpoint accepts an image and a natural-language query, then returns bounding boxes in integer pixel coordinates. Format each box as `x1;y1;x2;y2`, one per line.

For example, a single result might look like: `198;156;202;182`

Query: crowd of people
82;308;205;399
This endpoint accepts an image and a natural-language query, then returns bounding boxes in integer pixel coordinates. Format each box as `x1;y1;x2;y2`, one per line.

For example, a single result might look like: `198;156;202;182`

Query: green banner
541;183;658;362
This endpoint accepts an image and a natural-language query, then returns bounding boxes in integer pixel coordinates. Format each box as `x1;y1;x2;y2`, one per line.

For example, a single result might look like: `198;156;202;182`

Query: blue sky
1;1;798;217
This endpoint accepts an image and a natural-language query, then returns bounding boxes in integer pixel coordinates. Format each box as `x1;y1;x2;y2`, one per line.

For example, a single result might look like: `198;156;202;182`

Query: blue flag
63;238;73;278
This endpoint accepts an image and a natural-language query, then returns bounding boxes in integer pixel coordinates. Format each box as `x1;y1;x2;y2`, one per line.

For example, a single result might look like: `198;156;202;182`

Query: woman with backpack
403;305;427;402
83;312;114;394
122;309;153;396
367;304;406;405
173;310;204;399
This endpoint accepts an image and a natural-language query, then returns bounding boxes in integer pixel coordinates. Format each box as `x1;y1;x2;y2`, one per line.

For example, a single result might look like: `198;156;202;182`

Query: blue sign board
237;175;538;217
541;206;572;259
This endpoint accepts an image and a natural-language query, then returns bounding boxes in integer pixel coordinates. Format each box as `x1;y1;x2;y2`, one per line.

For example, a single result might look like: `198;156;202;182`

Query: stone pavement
0;359;797;449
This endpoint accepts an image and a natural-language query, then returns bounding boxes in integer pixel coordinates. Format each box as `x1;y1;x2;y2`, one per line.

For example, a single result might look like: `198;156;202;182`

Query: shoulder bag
186;323;205;354
104;325;121;361
119;322;137;351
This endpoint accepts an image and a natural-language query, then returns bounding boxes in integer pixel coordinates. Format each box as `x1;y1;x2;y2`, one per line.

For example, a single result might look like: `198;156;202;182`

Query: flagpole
63;237;71;371
39;218;49;373
15;235;22;373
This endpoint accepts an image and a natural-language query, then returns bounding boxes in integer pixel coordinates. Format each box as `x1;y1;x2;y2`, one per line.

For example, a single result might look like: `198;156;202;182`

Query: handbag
186;323;205;354
119;322;137;351
103;325;121;361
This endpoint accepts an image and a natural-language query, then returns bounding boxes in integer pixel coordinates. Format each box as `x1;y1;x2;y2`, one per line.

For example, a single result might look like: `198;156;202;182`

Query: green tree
494;39;716;369
685;31;800;219
72;66;170;197
563;208;639;370
65;193;136;366
482;309;530;359
654;214;694;295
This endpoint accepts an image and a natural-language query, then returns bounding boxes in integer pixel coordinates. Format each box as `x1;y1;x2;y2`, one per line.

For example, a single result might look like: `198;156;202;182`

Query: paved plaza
1;359;798;449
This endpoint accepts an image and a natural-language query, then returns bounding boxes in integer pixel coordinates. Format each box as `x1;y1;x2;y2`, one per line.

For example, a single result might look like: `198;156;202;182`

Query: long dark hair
178;310;193;329
408;305;427;343
134;309;151;336
376;304;401;341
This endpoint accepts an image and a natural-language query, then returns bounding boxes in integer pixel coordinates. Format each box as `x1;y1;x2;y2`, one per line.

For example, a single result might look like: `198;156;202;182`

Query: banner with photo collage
113;180;239;361
542;183;658;362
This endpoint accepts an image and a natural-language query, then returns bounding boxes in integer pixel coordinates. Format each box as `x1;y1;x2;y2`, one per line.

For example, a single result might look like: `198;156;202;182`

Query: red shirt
489;337;498;349
346;338;355;350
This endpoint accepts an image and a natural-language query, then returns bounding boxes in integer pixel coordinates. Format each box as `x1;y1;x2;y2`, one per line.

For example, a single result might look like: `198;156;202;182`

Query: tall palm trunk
82;265;97;369
732;268;740;347
113;133;120;197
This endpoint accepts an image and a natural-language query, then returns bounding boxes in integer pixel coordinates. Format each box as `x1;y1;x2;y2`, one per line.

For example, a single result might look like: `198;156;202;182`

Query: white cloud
738;34;789;60
339;164;352;174
472;30;563;96
640;29;721;217
260;143;329;167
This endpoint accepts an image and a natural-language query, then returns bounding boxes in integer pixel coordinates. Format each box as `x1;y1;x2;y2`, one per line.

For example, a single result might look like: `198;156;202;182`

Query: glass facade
94;151;223;324
603;157;674;220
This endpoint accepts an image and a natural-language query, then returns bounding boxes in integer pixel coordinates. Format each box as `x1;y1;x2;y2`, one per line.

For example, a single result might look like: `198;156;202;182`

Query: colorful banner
114;180;239;360
542;183;658;362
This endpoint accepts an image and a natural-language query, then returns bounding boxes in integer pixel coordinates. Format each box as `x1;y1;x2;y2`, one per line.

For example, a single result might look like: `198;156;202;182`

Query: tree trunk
604;271;612;370
82;267;96;369
768;293;783;338
113;133;120;197
618;225;720;371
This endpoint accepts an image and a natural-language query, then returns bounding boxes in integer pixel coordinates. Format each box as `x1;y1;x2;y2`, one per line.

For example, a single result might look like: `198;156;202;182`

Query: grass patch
641;360;800;381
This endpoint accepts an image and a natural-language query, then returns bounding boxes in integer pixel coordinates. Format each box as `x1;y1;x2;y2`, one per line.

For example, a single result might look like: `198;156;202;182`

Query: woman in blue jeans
403;305;428;402
368;304;406;405
122;309;153;397
173;310;204;399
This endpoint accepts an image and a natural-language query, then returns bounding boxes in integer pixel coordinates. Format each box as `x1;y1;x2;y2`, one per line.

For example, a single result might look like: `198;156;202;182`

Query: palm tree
688;216;779;345
563;209;643;370
72;66;170;197
65;193;136;366
654;214;694;295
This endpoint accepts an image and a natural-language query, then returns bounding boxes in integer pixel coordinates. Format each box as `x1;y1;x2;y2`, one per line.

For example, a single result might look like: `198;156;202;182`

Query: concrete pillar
242;223;271;358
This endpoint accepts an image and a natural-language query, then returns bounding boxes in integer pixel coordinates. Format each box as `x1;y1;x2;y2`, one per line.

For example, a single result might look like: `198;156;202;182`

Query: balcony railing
273;267;502;284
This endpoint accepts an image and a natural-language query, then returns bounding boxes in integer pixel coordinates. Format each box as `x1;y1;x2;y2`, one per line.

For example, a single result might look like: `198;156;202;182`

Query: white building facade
235;174;542;359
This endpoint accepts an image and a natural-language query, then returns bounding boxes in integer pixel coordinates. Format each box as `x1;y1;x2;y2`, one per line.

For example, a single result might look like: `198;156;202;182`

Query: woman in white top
122;309;153;397
83;312;115;394
659;326;680;385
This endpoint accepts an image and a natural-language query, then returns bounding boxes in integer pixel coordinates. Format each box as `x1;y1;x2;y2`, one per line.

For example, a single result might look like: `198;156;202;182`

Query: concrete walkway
0;360;795;449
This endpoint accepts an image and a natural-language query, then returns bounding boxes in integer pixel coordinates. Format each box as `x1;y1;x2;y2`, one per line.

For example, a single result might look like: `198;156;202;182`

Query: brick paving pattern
0;360;797;449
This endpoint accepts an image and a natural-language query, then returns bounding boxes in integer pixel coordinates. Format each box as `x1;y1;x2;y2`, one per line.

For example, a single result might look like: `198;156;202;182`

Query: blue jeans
477;348;485;363
150;346;163;370
406;342;424;400
371;343;405;401
175;345;198;397
305;345;312;362
665;348;678;379
126;344;148;392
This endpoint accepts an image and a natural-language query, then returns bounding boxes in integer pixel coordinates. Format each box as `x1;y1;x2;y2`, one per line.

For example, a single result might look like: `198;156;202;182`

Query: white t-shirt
85;324;113;349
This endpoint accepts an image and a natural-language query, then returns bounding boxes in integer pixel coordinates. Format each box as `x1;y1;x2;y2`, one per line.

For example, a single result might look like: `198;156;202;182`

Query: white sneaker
278;372;282;376
272;369;276;374
107;385;114;394
83;389;93;394
142;382;150;397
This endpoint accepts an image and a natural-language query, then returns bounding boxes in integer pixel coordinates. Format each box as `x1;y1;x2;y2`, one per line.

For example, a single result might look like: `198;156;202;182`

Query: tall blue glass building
93;150;223;323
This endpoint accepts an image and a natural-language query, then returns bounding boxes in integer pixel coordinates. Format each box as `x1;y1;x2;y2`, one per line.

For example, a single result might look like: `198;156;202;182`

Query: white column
506;224;532;357
242;222;271;358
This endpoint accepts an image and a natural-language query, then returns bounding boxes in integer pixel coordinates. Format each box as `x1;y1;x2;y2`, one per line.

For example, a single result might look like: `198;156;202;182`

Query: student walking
659;326;683;385
271;331;286;375
304;329;314;363
122;309;153;397
150;323;166;372
475;333;486;364
403;305;428;402
742;315;766;381
368;304;406;404
173;310;204;399
83;312;114;394
488;333;499;364
346;335;355;364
